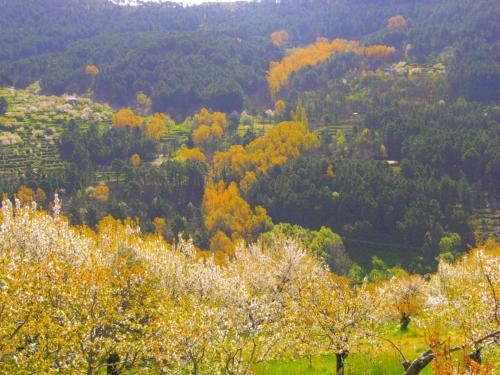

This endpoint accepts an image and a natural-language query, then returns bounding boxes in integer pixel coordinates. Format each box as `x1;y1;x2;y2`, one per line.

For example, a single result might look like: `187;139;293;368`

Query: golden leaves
191;108;228;153
145;112;169;140
214;121;318;188
274;99;286;117
84;64;100;76
387;15;408;29
267;38;395;99
204;180;271;254
112;108;143;128
177;145;207;163
271;30;289;47
89;184;110;202
130;153;141;166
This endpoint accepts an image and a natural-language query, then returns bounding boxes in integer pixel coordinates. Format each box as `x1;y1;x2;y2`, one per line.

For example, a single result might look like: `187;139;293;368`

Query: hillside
0;0;498;116
0;0;499;372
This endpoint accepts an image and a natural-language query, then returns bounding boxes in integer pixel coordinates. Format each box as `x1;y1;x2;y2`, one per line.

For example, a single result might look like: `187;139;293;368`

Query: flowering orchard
0;199;498;374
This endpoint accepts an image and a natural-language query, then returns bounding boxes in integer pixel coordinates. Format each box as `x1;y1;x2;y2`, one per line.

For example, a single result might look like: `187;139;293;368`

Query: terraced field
0;84;113;180
160;124;190;155
313;123;355;139
471;208;500;239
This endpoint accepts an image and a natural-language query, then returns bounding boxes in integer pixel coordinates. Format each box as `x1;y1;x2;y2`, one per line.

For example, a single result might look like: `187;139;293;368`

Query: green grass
108;325;500;374
254;352;433;375
254;325;429;375
254;325;499;374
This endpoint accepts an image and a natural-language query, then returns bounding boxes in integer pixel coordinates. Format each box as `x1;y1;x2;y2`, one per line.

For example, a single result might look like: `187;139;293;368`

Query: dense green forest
1;0;499;115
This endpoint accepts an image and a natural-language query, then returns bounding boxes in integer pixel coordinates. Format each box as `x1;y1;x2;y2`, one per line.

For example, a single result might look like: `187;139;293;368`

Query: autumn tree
16;185;35;205
388;15;408;29
84;64;99;94
326;163;335;177
214;121;317;189
35;188;47;204
85;64;99;76
153;217;167;237
177;145;207;163
203;180;271;255
363;45;396;63
89;184;110;202
274;99;286;118
130;153;141;166
271;30;289;47
144;112;168;140
136;91;152;115
191;108;228;154
267;38;395;99
112;108;143;128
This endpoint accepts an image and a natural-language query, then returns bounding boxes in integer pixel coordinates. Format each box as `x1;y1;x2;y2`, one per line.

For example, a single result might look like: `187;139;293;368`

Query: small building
65;96;79;105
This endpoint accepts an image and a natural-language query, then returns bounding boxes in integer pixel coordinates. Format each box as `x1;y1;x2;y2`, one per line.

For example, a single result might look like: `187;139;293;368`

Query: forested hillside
1;0;498;115
0;0;499;372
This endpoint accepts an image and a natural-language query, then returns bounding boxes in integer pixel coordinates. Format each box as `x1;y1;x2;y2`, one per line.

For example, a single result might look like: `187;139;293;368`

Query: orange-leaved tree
214;121;318;190
177;145;207;163
203;180;271;255
191;108;228;154
387;15;408;29
112;108;143;129
271;30;289;47
267;37;395;99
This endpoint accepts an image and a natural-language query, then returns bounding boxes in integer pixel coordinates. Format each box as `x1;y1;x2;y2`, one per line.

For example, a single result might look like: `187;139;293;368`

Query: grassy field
254;324;499;375
254;352;431;375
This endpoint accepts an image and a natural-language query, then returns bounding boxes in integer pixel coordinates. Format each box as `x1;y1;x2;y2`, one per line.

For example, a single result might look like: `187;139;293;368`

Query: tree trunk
107;353;120;375
335;351;349;375
469;349;481;364
404;350;434;375
400;314;411;331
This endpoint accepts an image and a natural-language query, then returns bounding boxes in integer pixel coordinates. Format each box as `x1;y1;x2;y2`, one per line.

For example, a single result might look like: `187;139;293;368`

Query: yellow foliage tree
177;146;207;163
198;107;227;130
214;121;318;189
84;64;100;76
191;109;228;153
387;15;408;29
326;164;335;178
130;153;141;166
267;38;395;99
136;92;152;115
274;99;286;118
145;113;168;140
192;124;214;148
209;230;235;255
16;186;35;205
204;180;271;254
363;45;396;62
112;108;143;129
35;188;47;203
90;184;110;202
270;30;289;47
153;217;167;237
